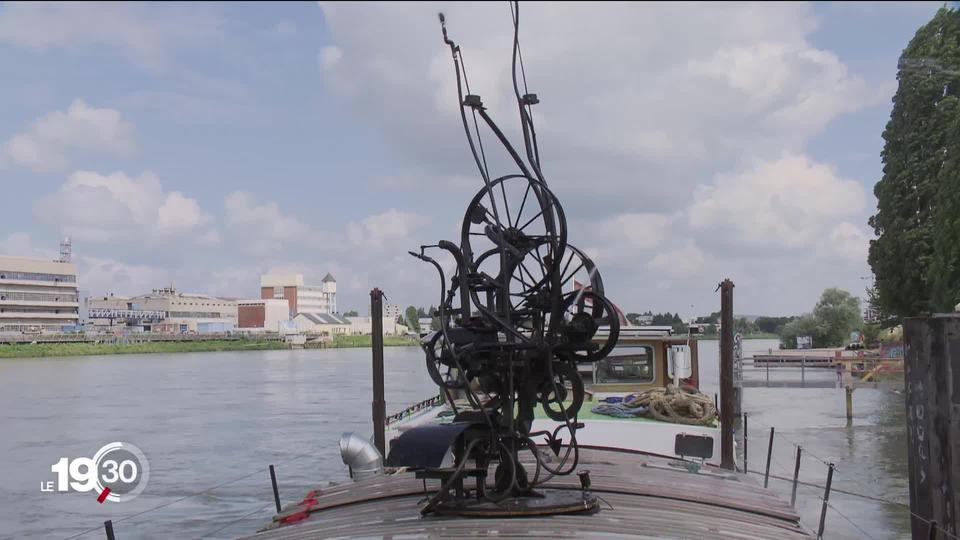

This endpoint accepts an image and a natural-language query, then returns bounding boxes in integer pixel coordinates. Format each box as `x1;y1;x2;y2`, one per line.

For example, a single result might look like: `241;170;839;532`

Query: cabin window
594;346;655;384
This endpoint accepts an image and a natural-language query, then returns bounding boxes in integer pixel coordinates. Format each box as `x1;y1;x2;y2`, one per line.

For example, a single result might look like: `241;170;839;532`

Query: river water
0;340;908;539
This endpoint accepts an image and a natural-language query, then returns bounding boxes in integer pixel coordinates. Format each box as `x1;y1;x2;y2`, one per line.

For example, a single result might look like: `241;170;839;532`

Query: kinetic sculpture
392;2;621;515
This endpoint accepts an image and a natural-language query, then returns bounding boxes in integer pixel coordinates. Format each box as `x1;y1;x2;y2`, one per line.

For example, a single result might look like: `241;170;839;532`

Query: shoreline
0;336;418;359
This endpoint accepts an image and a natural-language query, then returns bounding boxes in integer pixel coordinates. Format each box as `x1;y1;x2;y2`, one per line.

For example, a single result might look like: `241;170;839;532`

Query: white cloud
688;154;866;250
347;209;430;249
4;100;135;172
0;2;221;69
575;212;671;266
647;241;706;277
223;192;314;256
315;3;874;212
78;255;172;296
34;170;212;243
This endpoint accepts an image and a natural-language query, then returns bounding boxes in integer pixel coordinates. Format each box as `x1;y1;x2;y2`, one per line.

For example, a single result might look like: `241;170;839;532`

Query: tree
343;310;359;317
779;315;820;349
405;306;420;333
812;288;862;347
626;313;642;325
869;8;960;320
417;306;428;318
778;288;863;348
754;316;795;334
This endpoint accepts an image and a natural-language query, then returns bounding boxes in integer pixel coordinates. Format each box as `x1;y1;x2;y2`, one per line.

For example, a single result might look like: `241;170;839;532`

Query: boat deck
243;447;811;539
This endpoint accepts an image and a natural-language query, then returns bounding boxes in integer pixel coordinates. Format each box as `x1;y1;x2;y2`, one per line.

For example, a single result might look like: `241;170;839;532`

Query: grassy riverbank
0;339;288;359
0;335;420;358
328;335;418;348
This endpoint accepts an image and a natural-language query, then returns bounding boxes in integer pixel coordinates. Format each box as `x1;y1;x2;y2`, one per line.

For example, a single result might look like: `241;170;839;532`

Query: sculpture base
432;489;599;517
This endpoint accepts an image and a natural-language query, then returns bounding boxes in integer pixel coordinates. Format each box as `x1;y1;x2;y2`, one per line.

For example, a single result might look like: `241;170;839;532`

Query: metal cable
197;501;274;539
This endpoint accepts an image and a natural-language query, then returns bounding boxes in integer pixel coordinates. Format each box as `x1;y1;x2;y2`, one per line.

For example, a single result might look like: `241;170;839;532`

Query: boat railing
384;393;445;426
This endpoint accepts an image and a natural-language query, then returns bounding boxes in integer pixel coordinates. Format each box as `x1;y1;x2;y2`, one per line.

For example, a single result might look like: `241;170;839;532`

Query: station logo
41;442;149;503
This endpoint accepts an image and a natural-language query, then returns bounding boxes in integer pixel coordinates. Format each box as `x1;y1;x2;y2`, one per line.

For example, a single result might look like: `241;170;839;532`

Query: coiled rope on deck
627;384;717;426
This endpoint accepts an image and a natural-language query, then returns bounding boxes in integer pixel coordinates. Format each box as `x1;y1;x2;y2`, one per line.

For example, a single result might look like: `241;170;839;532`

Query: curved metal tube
339;432;383;481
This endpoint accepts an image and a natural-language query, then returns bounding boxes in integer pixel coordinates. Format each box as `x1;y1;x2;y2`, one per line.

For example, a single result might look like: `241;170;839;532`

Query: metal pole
766;357;770;383
817;463;835;539
801;355;806;383
764;427;775;488
371;288;386;457
928;520;938;540
104;520;115;540
269;465;281;513
791;446;802;507
719;279;735;470
743;412;748;472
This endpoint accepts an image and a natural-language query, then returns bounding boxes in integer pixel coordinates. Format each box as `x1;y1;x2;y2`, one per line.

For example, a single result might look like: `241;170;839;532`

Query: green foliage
342;310;359;317
813;288;863;347
754;316;795;334
777;288;863;348
779;315;821;349
862;322;883;345
405;306;420;333
626;312;642;325
0;339;287;358
869;7;960;319
430;316;441;331
417;306;428;318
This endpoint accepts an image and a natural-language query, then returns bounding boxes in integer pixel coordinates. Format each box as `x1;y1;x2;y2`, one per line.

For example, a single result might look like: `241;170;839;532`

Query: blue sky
0;1;944;317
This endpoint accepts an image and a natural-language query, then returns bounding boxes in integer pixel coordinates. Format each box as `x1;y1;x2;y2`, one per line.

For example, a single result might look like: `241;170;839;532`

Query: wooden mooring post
719;279;735;470
371;288;386;457
904;315;959;539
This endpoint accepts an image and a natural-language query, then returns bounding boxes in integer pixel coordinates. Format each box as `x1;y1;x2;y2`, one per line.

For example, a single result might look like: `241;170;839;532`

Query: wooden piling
742;412;748;472
719;279;735;470
371;288;386;457
845;387;853;421
904;315;960;539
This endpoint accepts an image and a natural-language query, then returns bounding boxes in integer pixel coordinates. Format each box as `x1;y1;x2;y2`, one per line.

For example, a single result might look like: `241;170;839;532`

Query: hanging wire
822;498;881;540
198;501;275;539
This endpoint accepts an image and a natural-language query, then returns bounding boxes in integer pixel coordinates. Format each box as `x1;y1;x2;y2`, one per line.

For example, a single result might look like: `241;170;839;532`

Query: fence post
791;446;802;507
269;464;281;514
817;463;835;539
801;355;806;383
104;520;115;540
928;520;938;540
764;427;775;488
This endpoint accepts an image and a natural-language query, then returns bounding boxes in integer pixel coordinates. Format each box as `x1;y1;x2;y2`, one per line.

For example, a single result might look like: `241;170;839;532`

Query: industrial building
293;312;352;336
0;251;79;333
237;298;291;332
347;316;409;336
260;273;337;317
384;303;402;320
87;286;237;334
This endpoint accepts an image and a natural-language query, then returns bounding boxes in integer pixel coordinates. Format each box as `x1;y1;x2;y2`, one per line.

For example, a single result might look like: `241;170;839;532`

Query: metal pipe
719;279;735;470
371;288;386;457
764;427;775;488
817;463;835;539
104;520;115;540
791;446;802;507
340;432;384;481
269;465;281;514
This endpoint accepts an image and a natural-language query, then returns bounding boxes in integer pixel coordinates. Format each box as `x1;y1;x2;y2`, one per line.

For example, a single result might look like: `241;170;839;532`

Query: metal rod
371;288;386;457
801;355;806;383
743;412;748;472
766;357;770;382
719;278;735;470
817;463;835;539
104;520;115;540
269;464;281;514
764;427;775;488
928;520;938;540
791;446;802;507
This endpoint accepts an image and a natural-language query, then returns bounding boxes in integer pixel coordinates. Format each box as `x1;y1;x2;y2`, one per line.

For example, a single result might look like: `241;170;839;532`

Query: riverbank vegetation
328;335;419;348
868;7;960;322
779;288;863;349
0;339;288;359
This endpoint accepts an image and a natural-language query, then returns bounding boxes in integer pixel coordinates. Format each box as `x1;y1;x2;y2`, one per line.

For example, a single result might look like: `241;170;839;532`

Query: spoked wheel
539;361;584;421
461;174;567;298
422;331;467;389
557;290;621;362
473;243;603;335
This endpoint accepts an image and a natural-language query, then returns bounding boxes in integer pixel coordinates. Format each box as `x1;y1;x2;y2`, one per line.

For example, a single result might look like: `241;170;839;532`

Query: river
0;340;908;539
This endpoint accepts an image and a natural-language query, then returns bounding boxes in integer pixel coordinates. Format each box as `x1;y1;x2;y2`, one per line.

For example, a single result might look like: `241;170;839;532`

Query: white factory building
260;273;337;317
0;253;79;333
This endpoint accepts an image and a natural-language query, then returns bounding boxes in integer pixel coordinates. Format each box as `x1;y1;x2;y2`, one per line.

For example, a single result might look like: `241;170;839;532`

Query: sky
0;1;945;318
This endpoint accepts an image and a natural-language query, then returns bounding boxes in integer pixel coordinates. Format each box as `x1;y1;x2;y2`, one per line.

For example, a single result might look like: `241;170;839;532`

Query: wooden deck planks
243;448;811;539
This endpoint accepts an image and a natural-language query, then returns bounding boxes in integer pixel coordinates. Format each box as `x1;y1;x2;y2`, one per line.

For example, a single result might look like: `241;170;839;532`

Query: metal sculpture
395;2;621;515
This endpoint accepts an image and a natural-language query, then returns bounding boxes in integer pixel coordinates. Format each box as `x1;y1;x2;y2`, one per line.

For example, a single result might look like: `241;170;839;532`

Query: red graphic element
97;487;111;503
